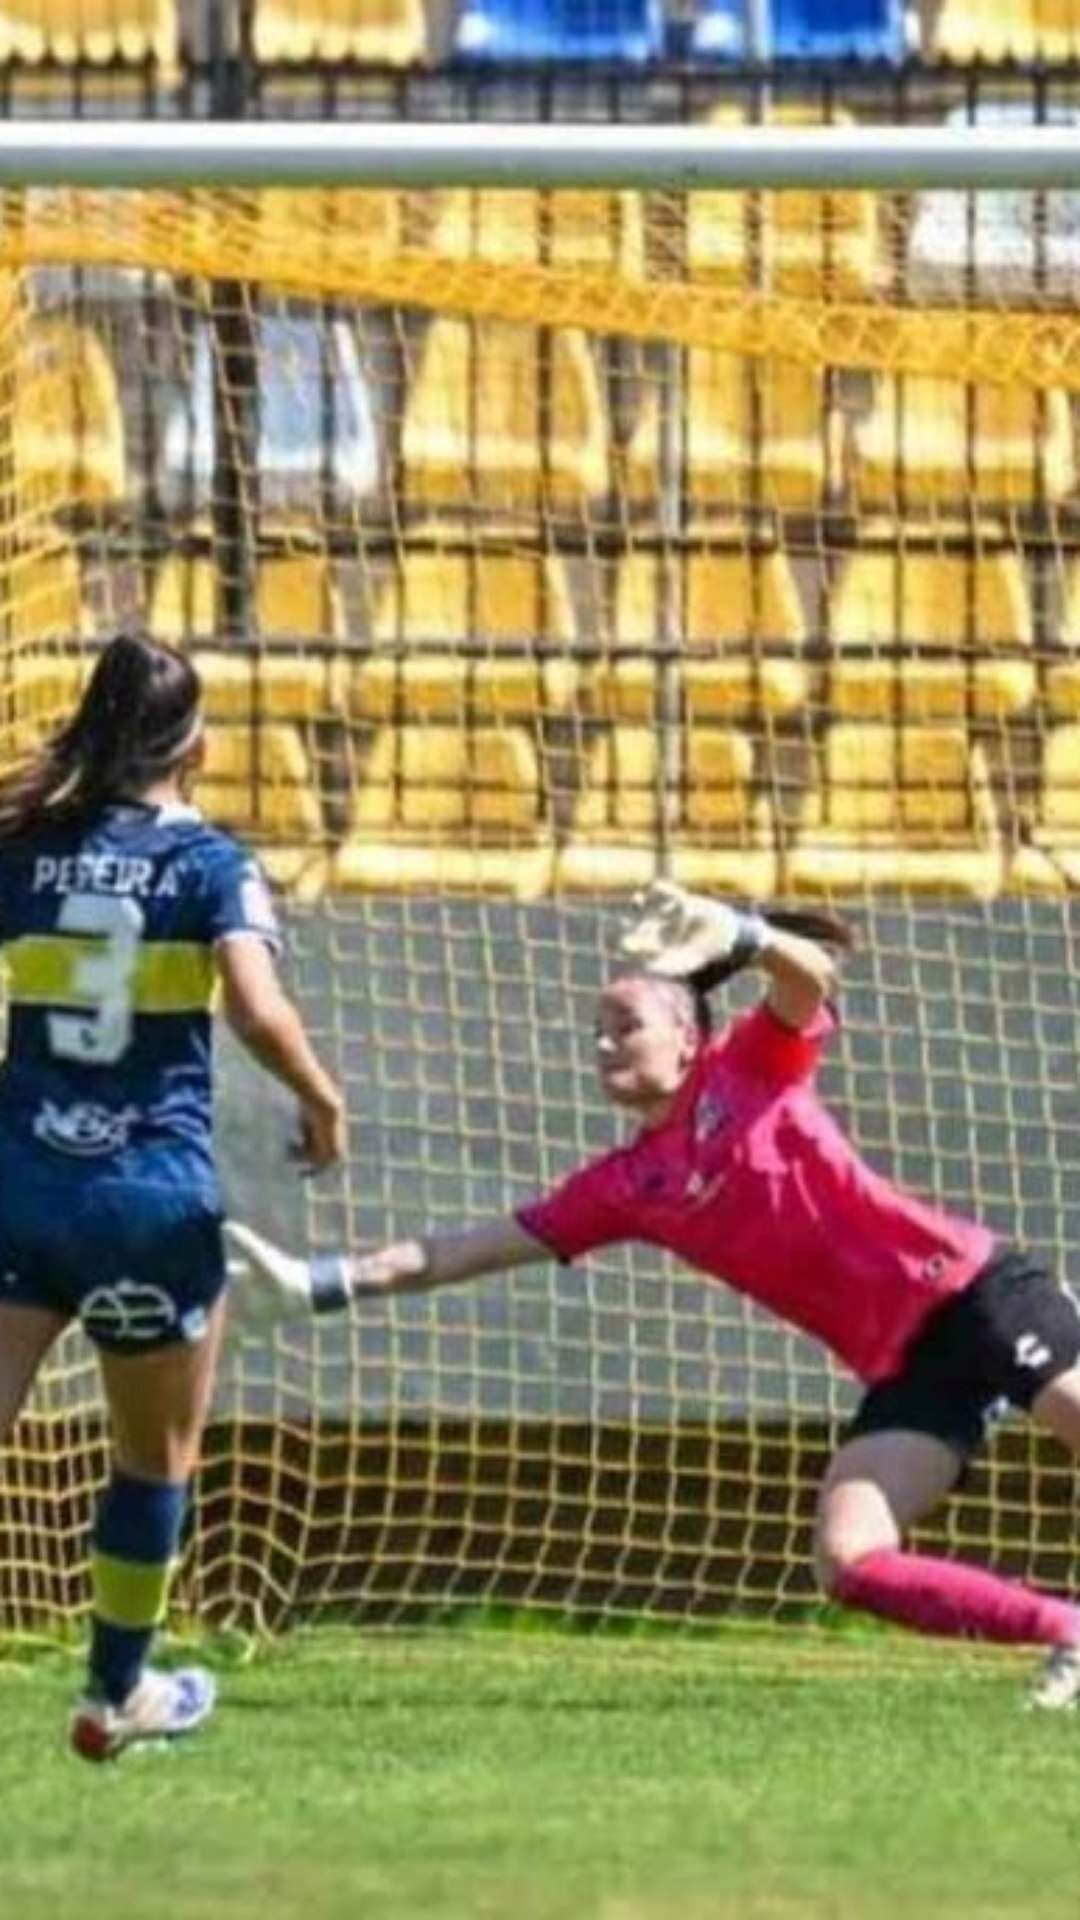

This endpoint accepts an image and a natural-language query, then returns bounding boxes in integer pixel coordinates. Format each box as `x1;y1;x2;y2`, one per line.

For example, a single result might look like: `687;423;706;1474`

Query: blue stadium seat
455;0;664;63
692;0;907;58
690;0;747;55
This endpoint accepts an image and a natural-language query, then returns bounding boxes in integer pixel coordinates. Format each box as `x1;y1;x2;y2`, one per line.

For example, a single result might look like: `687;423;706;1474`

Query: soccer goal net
1;122;1079;1633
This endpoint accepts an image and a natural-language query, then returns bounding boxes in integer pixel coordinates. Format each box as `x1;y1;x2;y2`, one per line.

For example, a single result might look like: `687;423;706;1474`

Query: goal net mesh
1;153;1079;1632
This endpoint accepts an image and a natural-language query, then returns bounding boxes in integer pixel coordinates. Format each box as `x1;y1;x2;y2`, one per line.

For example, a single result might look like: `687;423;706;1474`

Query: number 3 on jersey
49;892;143;1065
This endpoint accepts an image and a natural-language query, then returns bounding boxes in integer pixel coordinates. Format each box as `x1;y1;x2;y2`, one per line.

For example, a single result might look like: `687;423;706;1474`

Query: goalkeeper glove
225;1221;351;1329
619;881;769;982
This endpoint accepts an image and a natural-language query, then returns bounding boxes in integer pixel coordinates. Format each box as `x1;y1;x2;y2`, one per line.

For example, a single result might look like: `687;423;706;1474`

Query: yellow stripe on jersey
5;935;215;1015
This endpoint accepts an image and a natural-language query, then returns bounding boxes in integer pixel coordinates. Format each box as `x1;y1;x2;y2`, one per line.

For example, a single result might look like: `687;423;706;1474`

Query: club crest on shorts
80;1279;178;1346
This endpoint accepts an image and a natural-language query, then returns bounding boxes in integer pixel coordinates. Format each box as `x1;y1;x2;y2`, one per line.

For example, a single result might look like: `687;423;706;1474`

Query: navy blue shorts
848;1246;1080;1465
0;1166;226;1353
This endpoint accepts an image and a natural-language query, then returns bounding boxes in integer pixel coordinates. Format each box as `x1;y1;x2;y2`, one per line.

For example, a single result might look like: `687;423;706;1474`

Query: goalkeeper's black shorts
847;1246;1080;1465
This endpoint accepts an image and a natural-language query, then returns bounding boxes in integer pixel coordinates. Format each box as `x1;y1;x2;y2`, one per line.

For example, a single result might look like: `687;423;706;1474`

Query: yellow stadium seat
193;719;324;895
429;188;645;278
688;106;877;299
333;724;553;897
148;553;344;721
257;188;403;264
1009;726;1080;890
853;378;1075;508
253;0;426;63
788;724;1003;896
0;0;176;64
625;352;828;515
149;552;332;887
150;552;347;644
191;651;335;725
931;0;1080;60
15;319;126;509
829;550;1035;721
556;724;778;895
1044;559;1080;719
402;318;609;516
149;554;217;643
687;354;827;514
256;553;348;645
5;538;91;644
196;723;319;835
569;725;658;835
1;539;95;754
605;548;808;722
357;545;579;720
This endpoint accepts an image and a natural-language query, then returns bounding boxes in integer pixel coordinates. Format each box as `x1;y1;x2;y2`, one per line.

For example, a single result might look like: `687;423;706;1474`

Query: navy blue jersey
0;799;280;1202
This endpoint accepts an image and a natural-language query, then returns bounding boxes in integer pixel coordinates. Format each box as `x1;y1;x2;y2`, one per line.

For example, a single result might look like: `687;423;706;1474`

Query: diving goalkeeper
227;883;1080;1709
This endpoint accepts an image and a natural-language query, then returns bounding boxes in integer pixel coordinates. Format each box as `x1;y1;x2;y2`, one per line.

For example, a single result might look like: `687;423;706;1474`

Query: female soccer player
0;632;344;1760
228;882;1080;1709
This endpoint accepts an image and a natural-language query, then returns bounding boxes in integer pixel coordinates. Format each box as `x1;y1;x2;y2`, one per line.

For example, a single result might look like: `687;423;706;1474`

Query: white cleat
69;1665;217;1762
1027;1644;1080;1712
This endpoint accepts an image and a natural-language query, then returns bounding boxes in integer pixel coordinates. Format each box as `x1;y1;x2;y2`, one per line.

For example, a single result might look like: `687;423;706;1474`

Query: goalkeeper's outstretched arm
226;1216;546;1328
226;885;853;1332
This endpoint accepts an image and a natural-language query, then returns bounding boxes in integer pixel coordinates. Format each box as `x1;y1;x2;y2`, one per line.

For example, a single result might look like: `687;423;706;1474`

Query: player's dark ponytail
0;632;202;846
683;906;855;1036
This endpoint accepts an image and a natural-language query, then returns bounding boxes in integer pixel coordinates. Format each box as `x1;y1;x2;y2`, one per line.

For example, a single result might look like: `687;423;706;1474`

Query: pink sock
836;1548;1080;1647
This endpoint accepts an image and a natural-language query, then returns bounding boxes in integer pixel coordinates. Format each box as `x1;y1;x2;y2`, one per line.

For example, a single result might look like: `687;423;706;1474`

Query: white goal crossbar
4;121;1080;190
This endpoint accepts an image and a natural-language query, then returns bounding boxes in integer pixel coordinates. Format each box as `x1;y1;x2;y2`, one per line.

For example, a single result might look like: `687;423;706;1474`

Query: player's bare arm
216;934;345;1174
225;1216;545;1325
350;1217;545;1296
756;925;839;1033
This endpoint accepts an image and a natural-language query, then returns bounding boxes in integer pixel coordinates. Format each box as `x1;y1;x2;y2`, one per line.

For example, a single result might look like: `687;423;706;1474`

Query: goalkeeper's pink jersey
516;1003;996;1384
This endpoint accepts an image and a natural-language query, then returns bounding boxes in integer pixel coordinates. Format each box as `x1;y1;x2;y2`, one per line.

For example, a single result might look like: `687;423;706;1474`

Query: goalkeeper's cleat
69;1665;217;1762
1026;1643;1080;1712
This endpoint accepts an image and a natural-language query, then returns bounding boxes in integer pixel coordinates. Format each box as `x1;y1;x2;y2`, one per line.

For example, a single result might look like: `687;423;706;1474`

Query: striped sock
89;1472;187;1707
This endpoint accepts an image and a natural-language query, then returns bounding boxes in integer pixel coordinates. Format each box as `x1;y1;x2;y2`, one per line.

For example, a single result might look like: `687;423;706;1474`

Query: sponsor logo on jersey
33;1100;140;1157
81;1279;178;1346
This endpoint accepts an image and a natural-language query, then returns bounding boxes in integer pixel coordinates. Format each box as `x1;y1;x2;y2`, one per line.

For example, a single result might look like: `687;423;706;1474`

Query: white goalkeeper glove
618;880;769;978
224;1220;351;1330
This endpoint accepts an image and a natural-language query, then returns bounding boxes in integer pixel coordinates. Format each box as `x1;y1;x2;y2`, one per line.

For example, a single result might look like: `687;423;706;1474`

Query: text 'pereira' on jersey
0;799;281;1206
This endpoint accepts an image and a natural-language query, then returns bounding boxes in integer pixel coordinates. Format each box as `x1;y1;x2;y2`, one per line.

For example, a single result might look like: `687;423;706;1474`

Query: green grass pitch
2;1625;1079;1920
